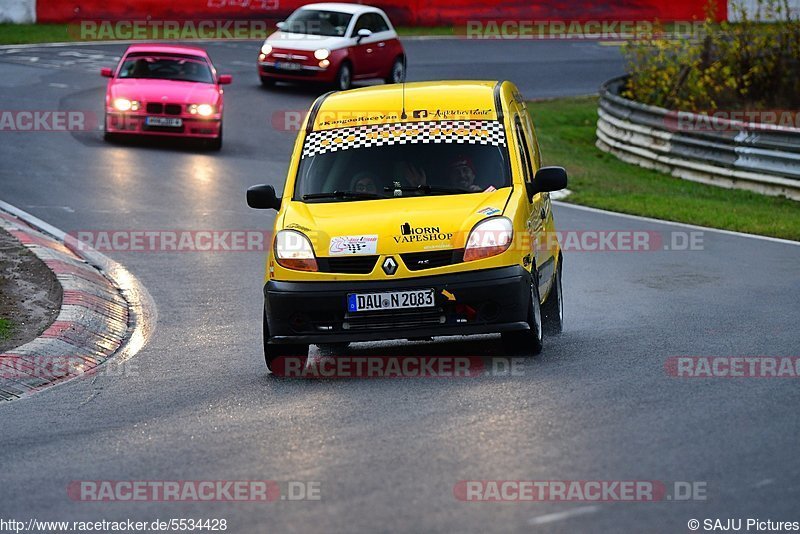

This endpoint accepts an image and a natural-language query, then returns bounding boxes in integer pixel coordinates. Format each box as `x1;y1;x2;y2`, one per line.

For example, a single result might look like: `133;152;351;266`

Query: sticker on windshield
329;235;379;256
302;120;506;158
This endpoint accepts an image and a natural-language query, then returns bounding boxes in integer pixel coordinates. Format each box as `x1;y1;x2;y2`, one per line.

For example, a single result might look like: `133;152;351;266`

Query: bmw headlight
189;104;215;117
112;98;139;112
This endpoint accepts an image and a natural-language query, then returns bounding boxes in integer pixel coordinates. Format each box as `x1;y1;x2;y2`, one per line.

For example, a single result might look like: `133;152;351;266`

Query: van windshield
294;121;511;202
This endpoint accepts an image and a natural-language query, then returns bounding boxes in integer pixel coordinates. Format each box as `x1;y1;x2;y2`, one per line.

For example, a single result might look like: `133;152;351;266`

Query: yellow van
248;81;567;371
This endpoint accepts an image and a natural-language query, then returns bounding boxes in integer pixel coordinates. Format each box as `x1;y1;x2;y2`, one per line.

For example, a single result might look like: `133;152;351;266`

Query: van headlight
274;230;318;272
463;217;513;262
314;48;330;60
261;43;273;55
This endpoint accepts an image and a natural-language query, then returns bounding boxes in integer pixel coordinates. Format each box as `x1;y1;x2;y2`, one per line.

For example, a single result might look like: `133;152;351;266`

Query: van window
514;118;533;183
294;121;511;202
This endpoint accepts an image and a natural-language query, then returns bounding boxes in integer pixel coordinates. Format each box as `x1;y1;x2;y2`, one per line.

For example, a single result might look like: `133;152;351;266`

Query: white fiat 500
257;2;406;90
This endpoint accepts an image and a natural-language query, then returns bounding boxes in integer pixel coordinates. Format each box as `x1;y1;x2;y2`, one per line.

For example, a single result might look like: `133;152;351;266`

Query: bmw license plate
145;116;182;127
348;289;435;312
275;61;302;71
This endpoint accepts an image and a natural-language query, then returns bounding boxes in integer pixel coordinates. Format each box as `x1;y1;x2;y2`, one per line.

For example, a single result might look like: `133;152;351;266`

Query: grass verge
530;96;800;241
0;23;456;45
0;318;12;341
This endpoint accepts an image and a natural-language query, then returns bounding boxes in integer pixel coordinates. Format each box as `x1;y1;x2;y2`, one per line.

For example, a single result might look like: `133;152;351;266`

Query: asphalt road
1;39;799;533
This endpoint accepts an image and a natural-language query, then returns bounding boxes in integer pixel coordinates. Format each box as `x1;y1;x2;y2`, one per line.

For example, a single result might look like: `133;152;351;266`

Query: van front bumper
264;265;532;344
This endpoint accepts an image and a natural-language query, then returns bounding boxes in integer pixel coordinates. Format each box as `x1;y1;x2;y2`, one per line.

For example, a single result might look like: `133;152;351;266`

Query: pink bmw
101;44;232;150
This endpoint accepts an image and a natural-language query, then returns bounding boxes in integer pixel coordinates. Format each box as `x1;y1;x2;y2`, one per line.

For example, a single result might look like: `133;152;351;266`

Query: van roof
309;81;502;131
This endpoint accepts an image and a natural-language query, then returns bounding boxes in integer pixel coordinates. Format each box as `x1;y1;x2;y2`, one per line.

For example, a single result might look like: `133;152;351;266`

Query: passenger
447;155;483;192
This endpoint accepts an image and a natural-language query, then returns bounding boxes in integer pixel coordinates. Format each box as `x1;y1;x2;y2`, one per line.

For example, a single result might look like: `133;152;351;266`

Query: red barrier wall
37;0;727;25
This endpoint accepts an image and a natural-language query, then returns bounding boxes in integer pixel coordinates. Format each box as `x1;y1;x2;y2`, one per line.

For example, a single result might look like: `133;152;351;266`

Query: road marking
553;201;800;247
49;83;69;88
550;188;572;201
753;478;774;488
528;505;599;525
25;205;75;213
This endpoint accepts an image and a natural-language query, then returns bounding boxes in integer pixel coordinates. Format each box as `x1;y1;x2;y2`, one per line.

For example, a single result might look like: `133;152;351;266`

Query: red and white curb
0;201;155;401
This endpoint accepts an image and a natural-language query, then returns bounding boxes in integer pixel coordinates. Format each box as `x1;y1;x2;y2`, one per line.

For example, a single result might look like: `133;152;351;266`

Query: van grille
318;256;378;274
343;308;445;331
401;249;464;271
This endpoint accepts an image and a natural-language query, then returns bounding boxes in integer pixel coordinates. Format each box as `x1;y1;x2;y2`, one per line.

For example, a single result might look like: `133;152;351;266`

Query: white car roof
298;3;384;15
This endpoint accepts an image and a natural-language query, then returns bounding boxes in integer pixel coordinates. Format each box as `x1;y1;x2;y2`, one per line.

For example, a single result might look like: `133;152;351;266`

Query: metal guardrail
596;76;800;200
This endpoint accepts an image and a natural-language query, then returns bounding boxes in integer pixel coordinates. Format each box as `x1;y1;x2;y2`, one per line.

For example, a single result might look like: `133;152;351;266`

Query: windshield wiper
303;190;382;201
383;184;472;195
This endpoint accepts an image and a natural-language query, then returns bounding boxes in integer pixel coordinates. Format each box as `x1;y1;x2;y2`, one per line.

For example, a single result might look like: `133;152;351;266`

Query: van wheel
501;272;543;356
541;255;563;335
264;311;309;374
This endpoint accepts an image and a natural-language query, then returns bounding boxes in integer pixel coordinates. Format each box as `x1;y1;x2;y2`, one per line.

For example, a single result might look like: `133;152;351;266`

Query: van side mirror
527;166;568;200
100;67;113;77
218;74;233;85
247;184;281;210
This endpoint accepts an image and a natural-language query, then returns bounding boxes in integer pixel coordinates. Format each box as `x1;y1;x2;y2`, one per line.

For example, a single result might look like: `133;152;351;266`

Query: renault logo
382;256;398;275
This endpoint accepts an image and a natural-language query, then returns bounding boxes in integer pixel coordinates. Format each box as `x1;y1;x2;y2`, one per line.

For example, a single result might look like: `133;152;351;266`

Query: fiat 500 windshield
295;122;511;202
281;10;354;37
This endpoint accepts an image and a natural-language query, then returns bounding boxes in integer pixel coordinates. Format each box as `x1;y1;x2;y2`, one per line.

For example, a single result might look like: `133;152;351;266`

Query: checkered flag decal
302;120;506;158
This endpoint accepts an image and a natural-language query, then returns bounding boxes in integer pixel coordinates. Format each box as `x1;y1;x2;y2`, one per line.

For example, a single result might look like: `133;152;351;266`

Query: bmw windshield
118;55;214;83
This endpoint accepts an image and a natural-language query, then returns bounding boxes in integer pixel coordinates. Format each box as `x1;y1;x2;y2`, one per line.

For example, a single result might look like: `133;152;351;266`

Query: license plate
275;61;302;71
145;116;182;127
348;289;435;312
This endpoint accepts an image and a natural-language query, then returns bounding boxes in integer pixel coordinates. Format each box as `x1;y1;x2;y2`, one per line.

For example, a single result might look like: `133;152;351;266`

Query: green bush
623;0;800;112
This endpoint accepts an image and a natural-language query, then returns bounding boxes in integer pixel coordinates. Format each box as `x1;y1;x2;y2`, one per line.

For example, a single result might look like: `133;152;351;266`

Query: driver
350;171;378;195
130;59;149;78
